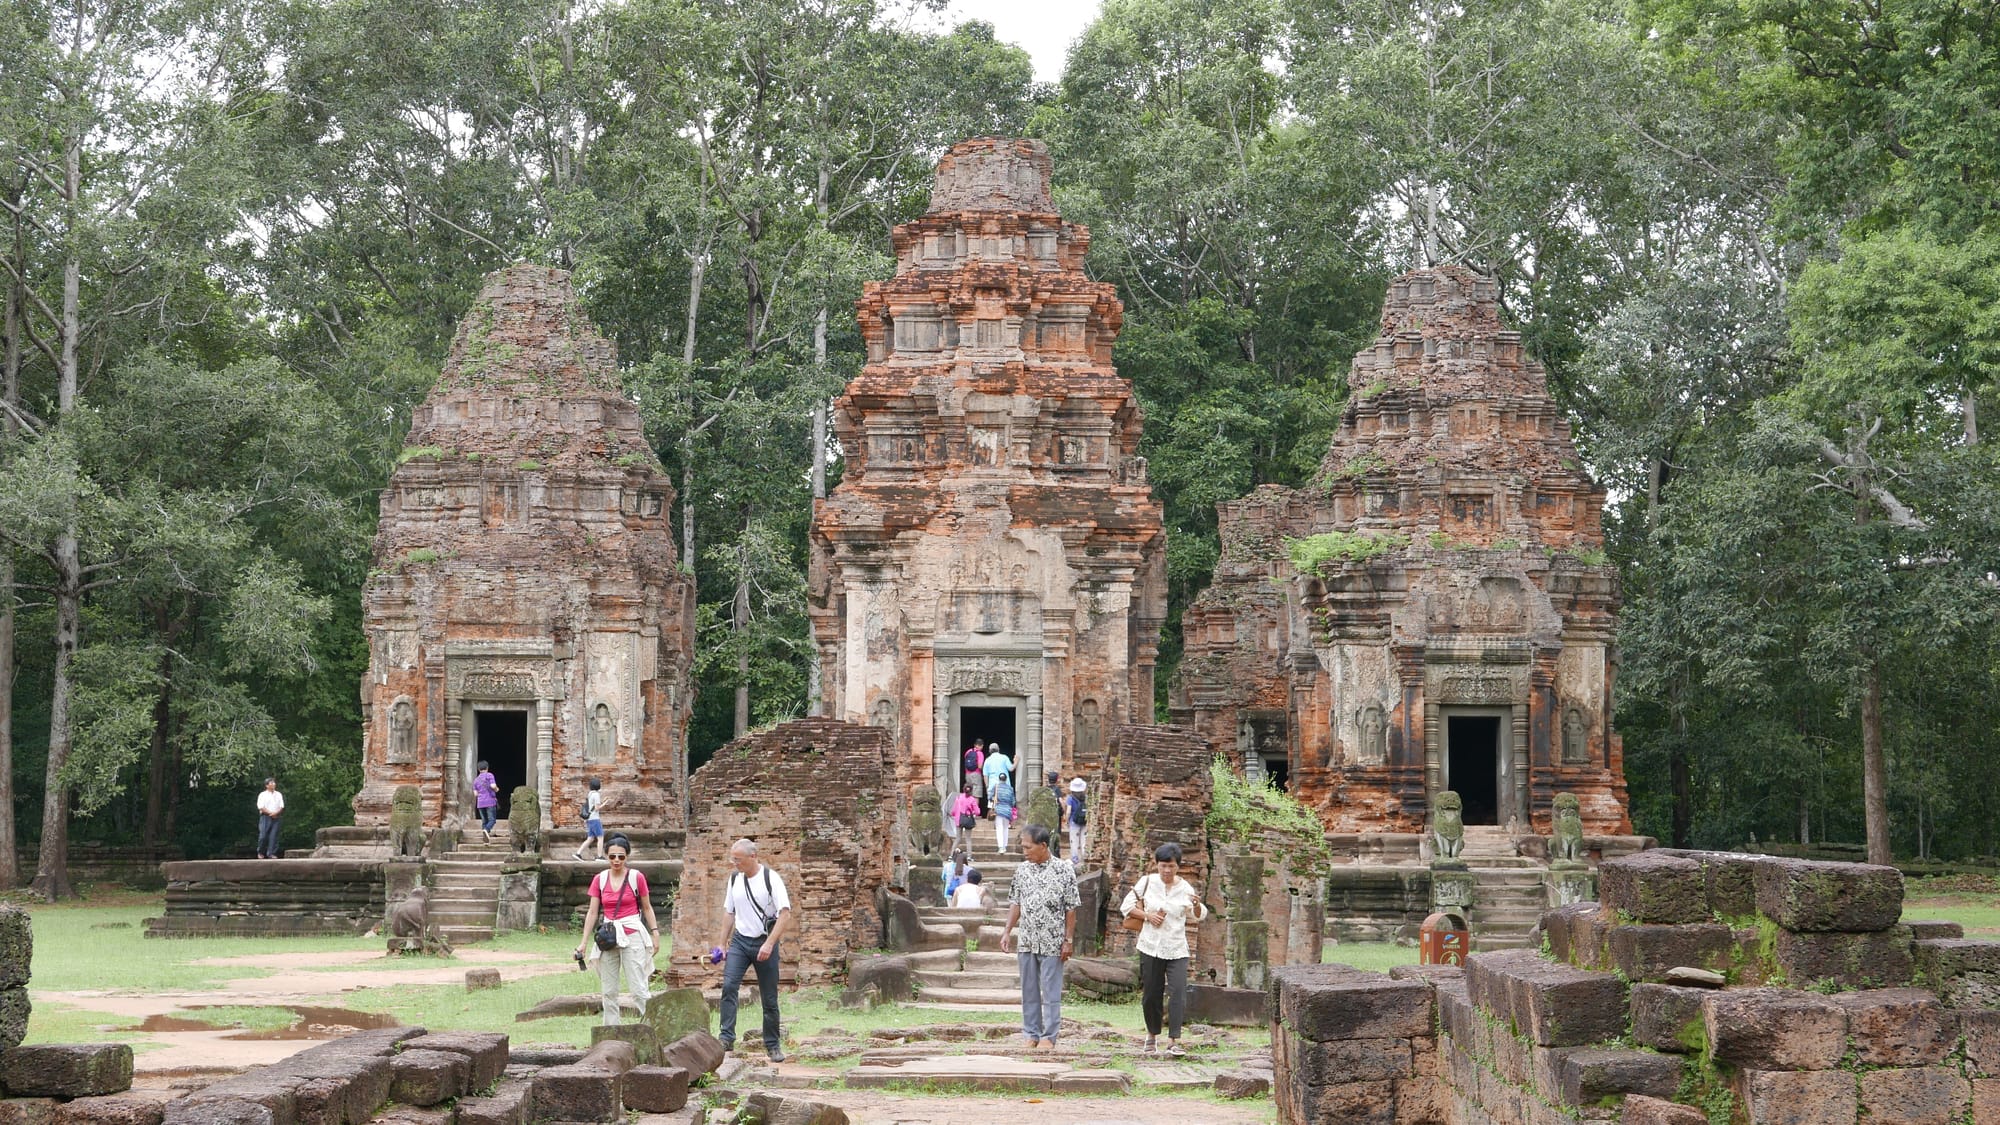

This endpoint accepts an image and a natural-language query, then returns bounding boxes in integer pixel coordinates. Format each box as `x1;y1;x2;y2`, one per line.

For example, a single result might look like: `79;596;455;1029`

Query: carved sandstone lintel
940;656;1040;695
1426;664;1529;705
448;658;561;700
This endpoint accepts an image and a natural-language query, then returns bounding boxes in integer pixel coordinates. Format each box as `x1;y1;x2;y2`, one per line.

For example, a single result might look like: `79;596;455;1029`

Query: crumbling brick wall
1092;724;1213;959
0;905;27;1052
665;719;894;987
1270;852;2000;1124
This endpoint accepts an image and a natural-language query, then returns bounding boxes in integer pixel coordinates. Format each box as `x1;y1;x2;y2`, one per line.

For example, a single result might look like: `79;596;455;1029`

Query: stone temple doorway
946;694;1024;797
472;709;530;819
1444;712;1503;826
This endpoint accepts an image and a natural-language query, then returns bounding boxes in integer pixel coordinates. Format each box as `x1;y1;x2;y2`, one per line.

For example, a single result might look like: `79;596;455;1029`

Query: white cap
1069;777;1087;792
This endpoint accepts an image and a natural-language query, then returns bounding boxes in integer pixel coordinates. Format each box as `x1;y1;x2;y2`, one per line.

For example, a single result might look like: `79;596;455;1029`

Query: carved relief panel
448;658;558;700
939;656;1039;695
1426;663;1529;706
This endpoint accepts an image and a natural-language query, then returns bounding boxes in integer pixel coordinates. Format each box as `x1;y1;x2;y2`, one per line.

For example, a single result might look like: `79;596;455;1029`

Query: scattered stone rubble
1270;852;2000;1124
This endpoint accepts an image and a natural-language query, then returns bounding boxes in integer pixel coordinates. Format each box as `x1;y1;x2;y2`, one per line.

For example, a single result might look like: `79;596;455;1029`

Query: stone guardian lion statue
1551;793;1585;865
390;785;426;858
1432;790;1465;861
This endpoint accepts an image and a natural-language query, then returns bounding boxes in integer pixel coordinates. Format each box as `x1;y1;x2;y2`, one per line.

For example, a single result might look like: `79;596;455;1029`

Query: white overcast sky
931;0;1104;83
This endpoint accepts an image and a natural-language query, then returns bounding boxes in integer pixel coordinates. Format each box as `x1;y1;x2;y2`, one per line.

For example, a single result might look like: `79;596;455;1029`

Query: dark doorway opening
958;705;1016;793
1259;755;1290;792
476;710;529;819
1447;715;1501;826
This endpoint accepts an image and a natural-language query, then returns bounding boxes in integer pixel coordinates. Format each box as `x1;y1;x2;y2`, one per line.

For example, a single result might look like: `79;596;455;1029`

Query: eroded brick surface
809;138;1167;804
356;264;695;829
665;720;895;986
1170;266;1628;835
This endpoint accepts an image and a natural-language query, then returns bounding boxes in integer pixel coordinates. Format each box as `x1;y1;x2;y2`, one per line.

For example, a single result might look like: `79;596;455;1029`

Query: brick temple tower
809;138;1168;799
1173;266;1630;835
355;264;696;830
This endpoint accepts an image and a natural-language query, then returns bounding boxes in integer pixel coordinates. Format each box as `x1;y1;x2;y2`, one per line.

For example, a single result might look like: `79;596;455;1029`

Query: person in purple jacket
474;760;499;841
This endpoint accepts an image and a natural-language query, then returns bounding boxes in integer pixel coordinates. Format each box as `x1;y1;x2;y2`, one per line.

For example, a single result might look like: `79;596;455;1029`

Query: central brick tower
809;138;1168;800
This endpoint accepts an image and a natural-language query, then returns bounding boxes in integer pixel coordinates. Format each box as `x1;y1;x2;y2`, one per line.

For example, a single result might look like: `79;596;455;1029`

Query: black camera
572;949;587;971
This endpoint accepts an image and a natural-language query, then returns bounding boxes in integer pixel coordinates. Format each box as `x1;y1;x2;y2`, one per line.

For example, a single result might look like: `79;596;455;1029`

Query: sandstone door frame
455;698;553;829
1432;703;1526;828
941;691;1032;801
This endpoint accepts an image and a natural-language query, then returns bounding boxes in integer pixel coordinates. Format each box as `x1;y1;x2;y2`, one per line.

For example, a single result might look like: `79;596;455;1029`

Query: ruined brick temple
809;138;1168;796
1175;266;1629;836
353;264;697;830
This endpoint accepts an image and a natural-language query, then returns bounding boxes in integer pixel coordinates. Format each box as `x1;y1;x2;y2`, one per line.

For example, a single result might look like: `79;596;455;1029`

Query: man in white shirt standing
255;778;285;859
711;839;793;1061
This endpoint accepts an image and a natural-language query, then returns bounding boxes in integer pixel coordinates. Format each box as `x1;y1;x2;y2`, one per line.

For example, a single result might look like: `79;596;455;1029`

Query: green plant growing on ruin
613;452;646;468
1358;379;1389;398
405;548;440;565
1205;757;1332;878
1428;531;1458;549
1327;452;1386;481
1286;530;1407;571
1568;545;1610;566
1493;538;1522;551
397;445;447;464
516;458;542;471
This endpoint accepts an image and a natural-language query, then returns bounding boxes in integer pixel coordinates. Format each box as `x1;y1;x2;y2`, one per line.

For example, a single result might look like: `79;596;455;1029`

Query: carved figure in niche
390;785;426;858
1058;435;1085;464
1431;791;1465;862
908;787;945;857
869;698;898;745
1358;704;1387;763
587;702;616;760
1550;793;1584;866
508;786;541;854
900;437;919;462
967;426;1001;466
1076;699;1102;760
1562;707;1588;764
388;698;416;764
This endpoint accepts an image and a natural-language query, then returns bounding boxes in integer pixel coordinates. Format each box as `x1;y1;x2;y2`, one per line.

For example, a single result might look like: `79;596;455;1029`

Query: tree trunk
34;130;84;901
32;535;81;901
732;536;750;738
1860;658;1891;866
0;182;23;888
1964;384;1979;446
680;242;705;566
142;608;177;847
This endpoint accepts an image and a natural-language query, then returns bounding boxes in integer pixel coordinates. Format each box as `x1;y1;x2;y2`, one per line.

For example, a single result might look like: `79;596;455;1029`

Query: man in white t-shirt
255;778;285;859
711;839;793;1061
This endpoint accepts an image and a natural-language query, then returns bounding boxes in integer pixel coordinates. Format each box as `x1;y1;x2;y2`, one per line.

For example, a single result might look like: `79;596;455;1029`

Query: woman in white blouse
1119;842;1208;1056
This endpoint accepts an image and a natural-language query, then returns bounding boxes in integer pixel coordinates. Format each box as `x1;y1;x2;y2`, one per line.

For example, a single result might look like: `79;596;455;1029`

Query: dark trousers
719;931;781;1050
480;805;497;832
257;815;282;858
1140;952;1189;1039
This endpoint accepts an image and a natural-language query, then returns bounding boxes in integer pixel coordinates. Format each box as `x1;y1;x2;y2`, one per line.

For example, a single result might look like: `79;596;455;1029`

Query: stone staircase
909;826;1025;1007
1459;826;1547;951
428;828;513;944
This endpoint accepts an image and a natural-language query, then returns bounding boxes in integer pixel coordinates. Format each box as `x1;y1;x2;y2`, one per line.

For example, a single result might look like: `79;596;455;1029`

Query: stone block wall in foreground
1272;852;2000;1124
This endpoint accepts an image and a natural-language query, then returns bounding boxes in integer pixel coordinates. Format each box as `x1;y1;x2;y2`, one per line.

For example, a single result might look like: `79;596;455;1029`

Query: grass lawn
1321;941;1420;973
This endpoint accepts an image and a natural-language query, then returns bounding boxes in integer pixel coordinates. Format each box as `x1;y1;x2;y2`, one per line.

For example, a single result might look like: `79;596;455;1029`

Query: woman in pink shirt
947;784;981;842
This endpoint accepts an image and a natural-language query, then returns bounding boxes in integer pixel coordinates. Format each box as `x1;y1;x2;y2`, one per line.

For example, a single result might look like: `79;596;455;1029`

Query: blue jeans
480;805;497;832
257;815;282;858
719;932;781;1050
1018;951;1065;1042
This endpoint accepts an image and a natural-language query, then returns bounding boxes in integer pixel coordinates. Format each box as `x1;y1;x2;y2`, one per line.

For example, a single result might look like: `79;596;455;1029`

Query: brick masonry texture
1273;853;2000;1124
809;137;1168;808
356;263;696;831
1172;265;1629;836
665;719;896;986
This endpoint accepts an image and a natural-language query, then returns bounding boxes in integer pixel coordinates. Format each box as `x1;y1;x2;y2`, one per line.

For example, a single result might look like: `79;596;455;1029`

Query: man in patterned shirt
1000;824;1079;1048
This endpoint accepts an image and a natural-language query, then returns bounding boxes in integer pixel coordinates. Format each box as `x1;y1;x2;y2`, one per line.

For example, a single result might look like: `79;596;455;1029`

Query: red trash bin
1419;912;1469;965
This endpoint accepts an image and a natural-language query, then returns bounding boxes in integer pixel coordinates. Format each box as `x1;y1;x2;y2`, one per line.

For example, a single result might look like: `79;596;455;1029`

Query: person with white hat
1064;777;1088;868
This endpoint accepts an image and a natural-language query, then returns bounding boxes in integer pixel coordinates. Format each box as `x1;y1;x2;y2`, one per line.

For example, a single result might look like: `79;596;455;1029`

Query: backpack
963;747;981;772
1068;793;1087;826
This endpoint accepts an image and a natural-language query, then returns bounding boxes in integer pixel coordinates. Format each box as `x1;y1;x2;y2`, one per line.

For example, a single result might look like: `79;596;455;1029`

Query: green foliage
1286;530;1407;571
1205;756;1332;876
397;446;447;464
404;548;440;565
514;459;542;471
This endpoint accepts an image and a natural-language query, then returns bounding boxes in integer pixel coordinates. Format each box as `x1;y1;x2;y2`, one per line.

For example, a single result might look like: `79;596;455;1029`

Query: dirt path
35;949;576;1074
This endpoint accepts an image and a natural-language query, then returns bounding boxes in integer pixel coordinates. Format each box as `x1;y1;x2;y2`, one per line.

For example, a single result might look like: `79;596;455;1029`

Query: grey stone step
907;985;1020;1006
916;969;1019;990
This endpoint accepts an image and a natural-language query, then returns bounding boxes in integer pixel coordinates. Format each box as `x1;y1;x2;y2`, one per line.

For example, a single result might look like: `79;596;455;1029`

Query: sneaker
720;1039;735;1053
767;1047;785;1063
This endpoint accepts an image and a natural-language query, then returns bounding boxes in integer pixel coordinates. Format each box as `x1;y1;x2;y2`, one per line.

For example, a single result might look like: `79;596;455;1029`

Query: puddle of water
125;1005;400;1041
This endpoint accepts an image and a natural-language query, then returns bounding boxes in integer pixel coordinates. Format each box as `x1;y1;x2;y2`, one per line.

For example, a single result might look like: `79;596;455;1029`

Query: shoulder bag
1122;874;1151;933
